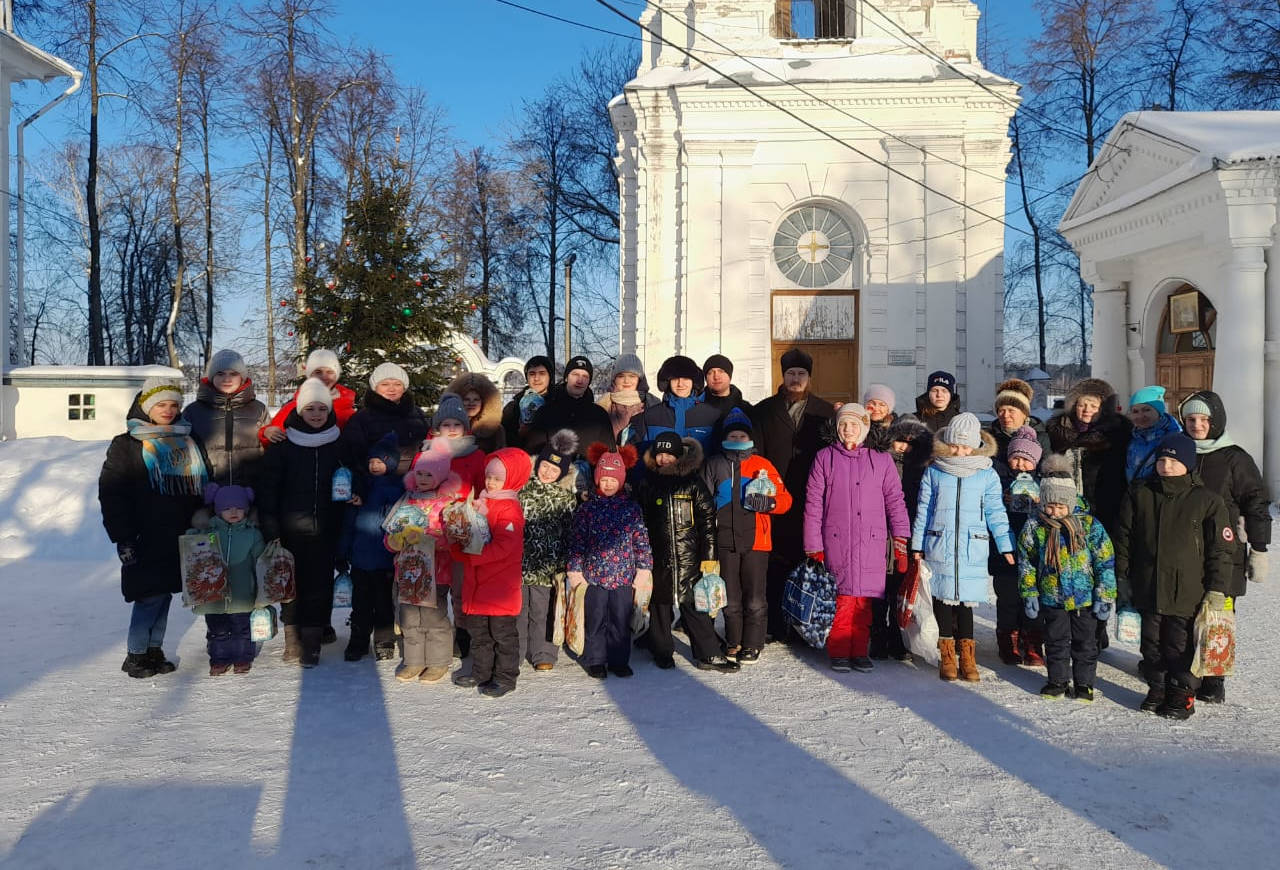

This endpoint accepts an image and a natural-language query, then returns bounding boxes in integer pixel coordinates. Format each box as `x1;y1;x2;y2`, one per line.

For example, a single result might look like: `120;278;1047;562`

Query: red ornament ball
287;330;294;336
305;307;313;315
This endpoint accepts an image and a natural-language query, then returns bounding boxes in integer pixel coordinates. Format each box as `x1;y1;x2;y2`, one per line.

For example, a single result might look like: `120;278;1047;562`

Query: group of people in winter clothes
98;346;1269;720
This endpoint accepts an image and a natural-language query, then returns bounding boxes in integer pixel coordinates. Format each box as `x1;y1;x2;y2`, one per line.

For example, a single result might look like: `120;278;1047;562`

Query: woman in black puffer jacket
634;434;736;672
340;363;429;477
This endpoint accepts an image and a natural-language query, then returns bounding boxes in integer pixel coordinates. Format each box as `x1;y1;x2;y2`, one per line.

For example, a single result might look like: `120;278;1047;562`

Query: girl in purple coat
804;403;911;672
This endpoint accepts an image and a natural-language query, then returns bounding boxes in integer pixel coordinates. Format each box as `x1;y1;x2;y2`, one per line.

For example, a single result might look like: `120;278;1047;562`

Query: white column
1090;286;1129;400
683;142;723;359
1215;245;1267;462
1265;234;1280;495
882;140;925;399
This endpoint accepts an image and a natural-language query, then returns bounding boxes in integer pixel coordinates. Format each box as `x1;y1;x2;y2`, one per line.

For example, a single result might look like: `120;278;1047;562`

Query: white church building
611;0;1018;406
1060;111;1280;493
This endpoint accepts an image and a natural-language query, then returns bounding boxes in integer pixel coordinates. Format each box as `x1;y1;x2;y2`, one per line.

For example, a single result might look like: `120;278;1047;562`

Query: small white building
1059;111;1280;493
611;0;1018;405
3;365;184;440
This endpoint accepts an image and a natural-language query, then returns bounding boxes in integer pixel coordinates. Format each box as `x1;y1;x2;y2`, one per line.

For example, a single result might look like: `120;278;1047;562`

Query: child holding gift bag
193;483;266;675
567;444;653;679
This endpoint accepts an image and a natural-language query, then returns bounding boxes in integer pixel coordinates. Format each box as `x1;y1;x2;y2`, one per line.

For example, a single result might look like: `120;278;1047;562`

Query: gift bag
562;581;587;655
902;560;940;665
255;541;296;606
552;576;568;646
332;571;353;608
394;537;437;607
633;572;653;611
694;573;727;618
443;500;490;556
1191;604;1236;678
331;466;353;502
1114;607;1141;645
179;531;230;608
250;606;278;643
783;558;838;648
896;560;921;630
519;389;546;425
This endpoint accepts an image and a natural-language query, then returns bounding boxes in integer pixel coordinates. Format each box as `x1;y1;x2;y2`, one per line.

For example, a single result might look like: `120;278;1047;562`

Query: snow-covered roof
626;53;1012;91
4;365;183;385
0;29;78;82
1132;111;1280;165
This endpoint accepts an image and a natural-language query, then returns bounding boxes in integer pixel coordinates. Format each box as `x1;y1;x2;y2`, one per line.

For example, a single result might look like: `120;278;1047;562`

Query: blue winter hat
1129;385;1167;416
367;432;400;470
432;393;470;432
927;370;957;396
722;407;753;437
1155;432;1197;472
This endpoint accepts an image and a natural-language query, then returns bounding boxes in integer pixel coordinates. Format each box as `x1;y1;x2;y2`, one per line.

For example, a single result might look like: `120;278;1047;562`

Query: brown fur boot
958;638;980;682
282;625;301;663
938;638;958;681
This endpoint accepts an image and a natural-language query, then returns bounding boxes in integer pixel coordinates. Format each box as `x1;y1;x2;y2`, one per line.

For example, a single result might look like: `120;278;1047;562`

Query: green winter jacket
193;515;266;615
1114;474;1233;618
518;469;578;586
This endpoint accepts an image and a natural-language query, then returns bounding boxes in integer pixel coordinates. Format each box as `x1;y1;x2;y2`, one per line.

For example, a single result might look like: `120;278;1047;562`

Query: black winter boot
299;628;323;668
1196;676;1226;704
121;653;156;679
146;648;176;674
344;625;370;662
1158;683;1195;720
1140;683;1165;714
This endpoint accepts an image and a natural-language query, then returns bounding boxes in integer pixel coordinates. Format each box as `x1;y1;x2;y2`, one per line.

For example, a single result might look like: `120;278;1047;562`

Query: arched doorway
1154;285;1215;409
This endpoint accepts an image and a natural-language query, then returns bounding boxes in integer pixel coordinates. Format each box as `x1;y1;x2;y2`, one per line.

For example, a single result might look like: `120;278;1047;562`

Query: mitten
1092;597;1112;621
806;551;825;564
117;542;138;567
699;560;720;577
1023;596;1040;620
892;537;909;574
568;571;587;589
1202;591;1227;612
1247;547;1269;583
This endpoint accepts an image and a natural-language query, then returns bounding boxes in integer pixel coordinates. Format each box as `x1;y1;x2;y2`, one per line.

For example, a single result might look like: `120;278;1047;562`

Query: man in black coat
525;355;616;455
701;354;754;422
752;348;836;641
500;355;553;449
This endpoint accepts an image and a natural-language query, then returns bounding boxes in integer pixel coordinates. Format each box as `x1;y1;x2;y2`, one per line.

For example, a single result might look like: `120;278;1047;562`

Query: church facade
611;0;1018;406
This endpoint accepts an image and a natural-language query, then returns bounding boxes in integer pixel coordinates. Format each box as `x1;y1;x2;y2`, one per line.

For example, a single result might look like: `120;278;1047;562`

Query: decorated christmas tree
297;170;471;405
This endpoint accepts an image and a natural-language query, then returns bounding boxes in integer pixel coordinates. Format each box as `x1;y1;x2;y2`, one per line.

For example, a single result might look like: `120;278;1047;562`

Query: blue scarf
722;440;754;452
1125;413;1182;482
127;418;209;495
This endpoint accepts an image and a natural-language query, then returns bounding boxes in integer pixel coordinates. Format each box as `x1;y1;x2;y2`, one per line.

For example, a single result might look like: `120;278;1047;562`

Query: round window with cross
772;205;856;288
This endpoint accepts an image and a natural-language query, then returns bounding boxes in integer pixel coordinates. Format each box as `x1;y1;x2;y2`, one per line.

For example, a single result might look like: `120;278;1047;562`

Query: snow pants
205;613;255;666
465;614;519;689
280;535;336;629
399;584;453;670
350;567;394;636
518;584;559;667
933;599;974;640
720;549;768;652
127;594;172;655
1140;611;1199;690
650;600;721;663
1041;607;1099;687
827;595;874;659
870;571;909;658
584;584;632;669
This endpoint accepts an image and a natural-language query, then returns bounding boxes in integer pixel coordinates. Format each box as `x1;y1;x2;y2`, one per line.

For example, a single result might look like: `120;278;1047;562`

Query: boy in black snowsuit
1114;433;1233;720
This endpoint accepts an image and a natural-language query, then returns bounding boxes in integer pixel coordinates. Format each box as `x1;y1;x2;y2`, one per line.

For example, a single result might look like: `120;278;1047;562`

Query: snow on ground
2;436;1279;869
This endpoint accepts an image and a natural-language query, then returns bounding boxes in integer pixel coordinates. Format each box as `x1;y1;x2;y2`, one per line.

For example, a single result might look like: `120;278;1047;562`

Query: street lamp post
564;253;576;365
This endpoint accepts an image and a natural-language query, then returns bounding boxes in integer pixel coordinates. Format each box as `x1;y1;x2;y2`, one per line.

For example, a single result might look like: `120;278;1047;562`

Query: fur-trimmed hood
445;372;503;441
643;436;704;476
1064;377;1116;417
931;429;997;460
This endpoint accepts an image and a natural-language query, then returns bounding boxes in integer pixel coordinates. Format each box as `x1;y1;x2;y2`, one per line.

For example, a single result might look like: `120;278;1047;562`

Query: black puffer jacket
635;438;717;606
340;390;429;476
525;383;616;454
1177;390;1272;596
259;412;346;544
1114;474;1233;618
914;392;961;433
864;412;899;454
702;385;754;424
887;416;932;522
1046;379;1131;535
752;389;836;562
98;397;209;602
181;379;270;487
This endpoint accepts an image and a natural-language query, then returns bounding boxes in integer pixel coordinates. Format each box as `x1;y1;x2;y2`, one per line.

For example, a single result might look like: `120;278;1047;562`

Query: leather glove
806;551;824;564
743;493;776;513
1023;596;1040;620
1202;591;1227;612
1092;597;1112;621
568;571;587;589
892;537;909;574
1247;548;1269;583
117;542;138;567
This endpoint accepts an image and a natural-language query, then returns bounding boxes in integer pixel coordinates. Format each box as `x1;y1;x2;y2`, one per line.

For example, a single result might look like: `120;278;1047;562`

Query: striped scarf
126;418;209;495
1039;510;1086;573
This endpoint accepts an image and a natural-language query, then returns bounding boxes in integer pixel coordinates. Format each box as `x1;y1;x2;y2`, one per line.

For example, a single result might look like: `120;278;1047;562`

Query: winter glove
743;493;776;513
1023;596;1040;620
568;571;587;589
1002;552;1016;566
892;538;909;574
1092;596;1112;622
1202;591;1227;612
699;560;720;577
806;551;825;564
1247;547;1269;583
116;542;138;567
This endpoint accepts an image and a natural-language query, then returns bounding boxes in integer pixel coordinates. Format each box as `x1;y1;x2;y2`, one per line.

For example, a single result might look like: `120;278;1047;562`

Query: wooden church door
770;289;859;404
1155;286;1215;409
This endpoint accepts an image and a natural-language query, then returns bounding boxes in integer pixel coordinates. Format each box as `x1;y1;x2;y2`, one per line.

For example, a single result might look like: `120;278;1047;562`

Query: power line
591;0;1029;236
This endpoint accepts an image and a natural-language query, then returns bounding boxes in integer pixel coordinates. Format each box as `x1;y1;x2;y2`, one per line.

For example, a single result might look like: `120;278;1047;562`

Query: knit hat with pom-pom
1038;453;1078;506
536;429;580;482
1007;426;1043;466
993;378;1033;418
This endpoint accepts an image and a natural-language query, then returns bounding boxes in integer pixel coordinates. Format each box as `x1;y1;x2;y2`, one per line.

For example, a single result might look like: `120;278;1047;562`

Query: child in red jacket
453;447;531;698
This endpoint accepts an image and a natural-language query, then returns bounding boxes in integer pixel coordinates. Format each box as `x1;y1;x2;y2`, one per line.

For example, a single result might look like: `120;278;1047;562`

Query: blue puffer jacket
910;433;1014;603
339;472;404;571
1125;412;1182;482
630;393;720;453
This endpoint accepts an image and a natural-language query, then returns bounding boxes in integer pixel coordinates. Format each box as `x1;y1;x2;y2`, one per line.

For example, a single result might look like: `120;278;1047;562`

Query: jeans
128;594;172;654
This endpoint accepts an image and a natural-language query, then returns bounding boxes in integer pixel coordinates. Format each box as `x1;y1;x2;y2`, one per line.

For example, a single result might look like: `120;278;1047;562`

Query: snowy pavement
2;437;1279;869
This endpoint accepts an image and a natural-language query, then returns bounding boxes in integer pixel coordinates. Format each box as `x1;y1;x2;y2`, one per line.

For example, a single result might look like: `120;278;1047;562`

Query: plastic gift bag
250;606;278;643
179;531;230;608
783;558;839;648
902;560;940;665
332;571;353;608
694;573;727;618
1191;602;1236;678
519;389;545;425
1114;607;1141;645
552;576;568;646
395;536;437;607
331;466;353;502
254;541;296;605
443;500;490;556
562;581;587;655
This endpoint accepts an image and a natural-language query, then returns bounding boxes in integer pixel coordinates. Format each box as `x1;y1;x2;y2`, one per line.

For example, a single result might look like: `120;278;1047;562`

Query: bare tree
1142;0;1213;111
1211;0;1280;107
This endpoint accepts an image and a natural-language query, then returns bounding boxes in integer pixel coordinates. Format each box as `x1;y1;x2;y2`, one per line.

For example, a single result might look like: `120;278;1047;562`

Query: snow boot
373;626;397;661
298;628;323;668
958;638;980;682
209;663;231;677
1039;681;1069;699
653;654;676;670
1019;630;1045;668
282;626;302;663
937;638;958;681
610;664;634;678
696;656;741;673
850;656;874;673
146;648;176;674
737;648;761;665
1196;676;1226;704
418;666;449;683
997;629;1022;665
830;658;853;673
478;680;515;698
121;652;156;679
453;672;481;688
1140;683;1166;714
396;664;426;682
321;625;337;645
344;625;371;662
1072;685;1095;703
233;661;252;675
1158;683;1195;721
